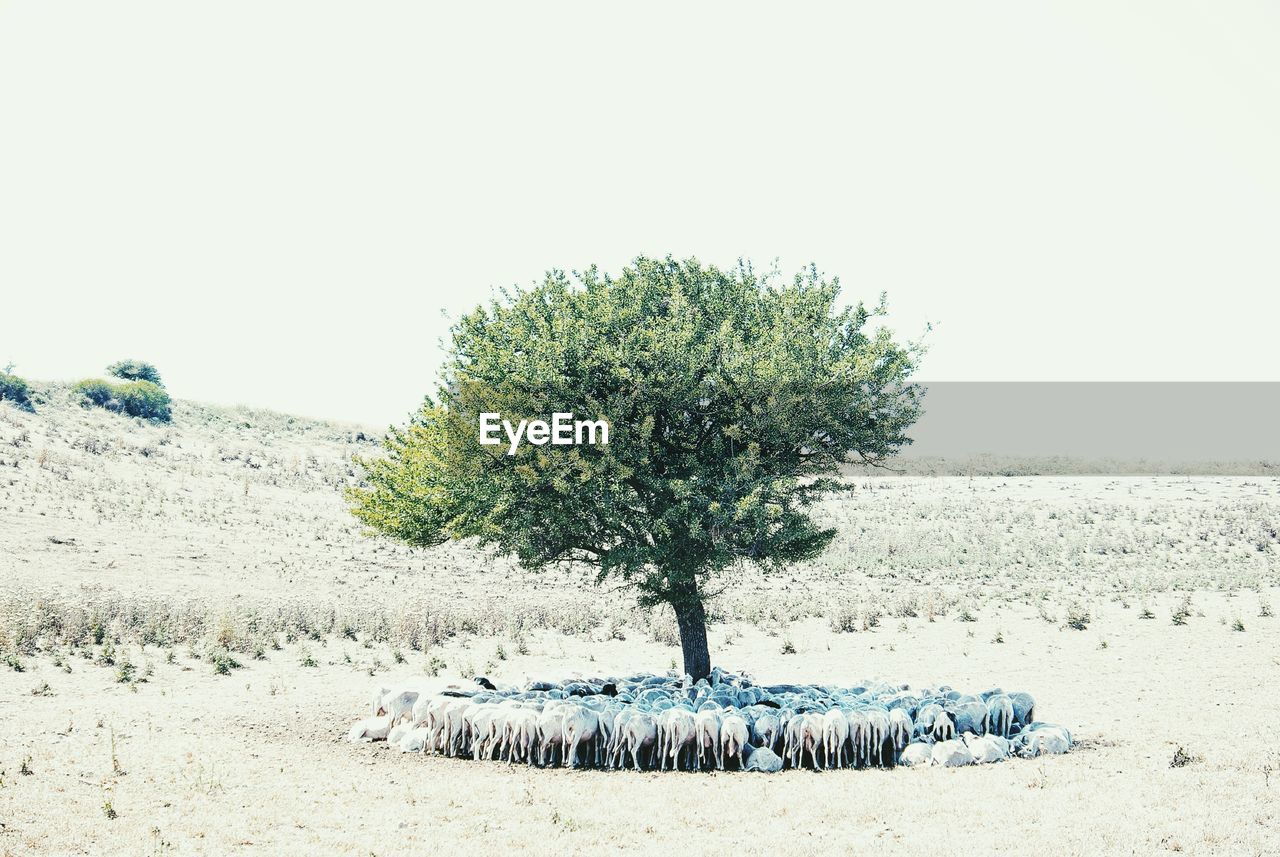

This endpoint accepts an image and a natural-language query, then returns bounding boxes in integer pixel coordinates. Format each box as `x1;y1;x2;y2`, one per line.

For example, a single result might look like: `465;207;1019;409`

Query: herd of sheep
346;668;1072;772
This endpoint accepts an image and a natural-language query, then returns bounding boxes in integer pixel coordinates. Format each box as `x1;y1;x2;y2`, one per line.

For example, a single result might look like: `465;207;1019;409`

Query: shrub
114;381;171;421
0;372;34;411
74;379;118;409
1065;606;1090;630
828;606;859;633
106;359;163;386
210;649;242;675
74;378;172;422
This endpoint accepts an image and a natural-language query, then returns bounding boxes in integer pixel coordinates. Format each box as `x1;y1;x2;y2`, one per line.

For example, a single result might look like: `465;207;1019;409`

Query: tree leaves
348;255;923;606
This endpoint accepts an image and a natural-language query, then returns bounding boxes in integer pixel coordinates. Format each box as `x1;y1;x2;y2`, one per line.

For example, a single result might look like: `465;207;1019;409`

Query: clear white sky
2;2;1278;427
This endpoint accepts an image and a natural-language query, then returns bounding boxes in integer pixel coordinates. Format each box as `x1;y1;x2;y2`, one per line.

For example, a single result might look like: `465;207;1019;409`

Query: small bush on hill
74;379;116;408
0;372;34;411
115;381;171;421
73;378;172;422
106;359;163;387
1065;605;1091;630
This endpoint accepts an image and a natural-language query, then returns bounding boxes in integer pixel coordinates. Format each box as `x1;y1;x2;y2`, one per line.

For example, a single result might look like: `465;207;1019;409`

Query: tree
347;256;923;680
107;359;163;387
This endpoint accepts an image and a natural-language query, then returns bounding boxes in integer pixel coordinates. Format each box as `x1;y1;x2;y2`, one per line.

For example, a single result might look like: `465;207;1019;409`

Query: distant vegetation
0;366;34;411
847;454;1279;477
106;358;164;386
74;360;172;421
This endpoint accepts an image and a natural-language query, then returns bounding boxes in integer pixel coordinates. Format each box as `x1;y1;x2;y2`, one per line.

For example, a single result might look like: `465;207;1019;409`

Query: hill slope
1;385;1277;656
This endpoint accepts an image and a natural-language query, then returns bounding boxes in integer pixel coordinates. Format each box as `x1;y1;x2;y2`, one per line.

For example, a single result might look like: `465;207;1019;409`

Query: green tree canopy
348;256;923;679
107;359;163;387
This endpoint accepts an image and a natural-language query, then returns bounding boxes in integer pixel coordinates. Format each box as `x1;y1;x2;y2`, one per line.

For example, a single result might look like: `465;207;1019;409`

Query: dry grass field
2;387;1278;856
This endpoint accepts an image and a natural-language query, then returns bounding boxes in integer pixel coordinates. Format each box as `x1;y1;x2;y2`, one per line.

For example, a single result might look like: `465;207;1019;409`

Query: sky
2;2;1278;427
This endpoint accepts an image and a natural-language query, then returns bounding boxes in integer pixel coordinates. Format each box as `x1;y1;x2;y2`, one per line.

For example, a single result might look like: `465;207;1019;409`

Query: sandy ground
3;595;1278;857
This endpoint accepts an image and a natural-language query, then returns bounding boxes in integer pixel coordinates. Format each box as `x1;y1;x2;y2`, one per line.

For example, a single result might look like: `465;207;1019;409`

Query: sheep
1025;722;1072;745
720;713;750;770
624;712;659;771
899;742;933;767
931;711;957;742
743;743;783;773
948;701;987;737
398;726;431;753
660;708;697;771
962;733;1010;763
783;713;824;769
846;709;872;768
443;700;472;756
822;708;850;769
888;708;914;759
537;705;567;767
387;722;412;747
931;738;975;767
607;708;636;769
346;715;392;743
383;689;422;729
751;711;782;754
864;708;892;767
1015;724;1071;757
563;706;600;768
985;694;1015;738
1009;692;1036;730
505;708;540;765
469;705;502;761
914;703;942;741
370;684;393;716
694;709;722;771
592;706;619;767
347;672;1067;774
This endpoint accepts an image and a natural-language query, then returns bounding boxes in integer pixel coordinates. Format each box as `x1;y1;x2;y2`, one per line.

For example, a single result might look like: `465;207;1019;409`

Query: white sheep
888;708;914;759
623;712;659;771
370;684;393;716
562;706;600;768
720;713;750;770
962;733;1010;763
985;694;1015;738
694;709;722;771
659;708;697;771
822;708;850;769
930;738;975;767
845;709;871;767
898;742;933;767
1016;724;1071;757
783;713;823;769
537;705;567;767
752;711;782;754
931;711;957;742
387;721;411;747
346;715;392;743
865;709;891;767
398;726;431;753
505;708;540;765
743;744;783;773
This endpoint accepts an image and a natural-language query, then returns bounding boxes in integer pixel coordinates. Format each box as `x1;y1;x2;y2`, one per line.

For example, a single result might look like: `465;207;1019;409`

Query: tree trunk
673;598;711;682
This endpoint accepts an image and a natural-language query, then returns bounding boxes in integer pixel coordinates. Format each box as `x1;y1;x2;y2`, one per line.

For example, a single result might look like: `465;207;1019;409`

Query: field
2;388;1279;856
